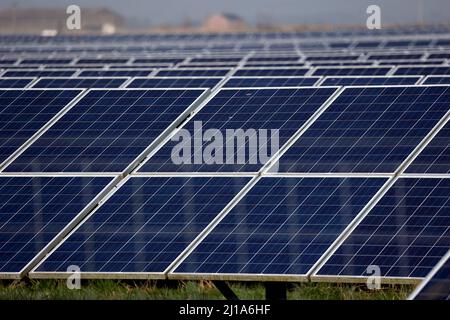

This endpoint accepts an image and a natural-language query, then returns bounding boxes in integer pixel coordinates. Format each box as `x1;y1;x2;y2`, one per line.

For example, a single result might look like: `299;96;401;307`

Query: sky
1;0;449;27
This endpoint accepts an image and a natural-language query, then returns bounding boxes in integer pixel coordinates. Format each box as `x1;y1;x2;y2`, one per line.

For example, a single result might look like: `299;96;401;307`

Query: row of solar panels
1;52;450;63
2;75;450;89
2;66;450;78
0;85;448;284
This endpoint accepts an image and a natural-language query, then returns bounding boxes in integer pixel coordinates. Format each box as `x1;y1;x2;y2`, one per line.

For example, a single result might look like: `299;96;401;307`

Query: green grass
0;280;414;300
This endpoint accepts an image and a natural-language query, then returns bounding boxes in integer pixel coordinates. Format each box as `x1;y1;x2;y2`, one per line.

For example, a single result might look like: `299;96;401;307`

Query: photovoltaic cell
174;177;386;276
0;78;34;88
316;178;450;279
321;76;421;86
312;67;392;76
0;89;82;167
233;68;309;76
127;77;222;88
223;77;320;87
154;69;230;77
20;59;73;65
410;251;450;300
277;86;450;173
0;176;113;275
34;176;250;275
32;77;128;88
5;89;205;172
405;121;450;174
138;87;338;173
77;59;129;64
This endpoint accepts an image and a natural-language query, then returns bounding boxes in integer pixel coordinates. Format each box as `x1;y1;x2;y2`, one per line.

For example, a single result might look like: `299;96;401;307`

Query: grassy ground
0;280;414;300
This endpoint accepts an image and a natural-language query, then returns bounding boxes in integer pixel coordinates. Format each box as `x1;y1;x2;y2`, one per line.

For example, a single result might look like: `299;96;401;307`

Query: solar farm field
0;26;449;301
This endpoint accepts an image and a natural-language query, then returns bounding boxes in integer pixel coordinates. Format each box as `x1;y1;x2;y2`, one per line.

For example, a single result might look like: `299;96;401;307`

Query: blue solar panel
138;87;338;173
190;57;242;63
174;177;386;276
367;54;423;60
134;58;185;64
247;57;300;62
33;176;250;275
316;178;450;279
32;77;128;88
223;77;320;87
410;250;450;300
405;121;450;174
428;53;450;59
5;89;206;173
20;59;73;65
127;77;222;88
244;63;305;67
394;66;450;75
2;70;76;77
423;76;450;84
155;69;230;77
77;59;129;64
0;78;34;88
0;176;113;275
0;89;82;167
312;67;392;76
78;70;154;77
277;86;450;173
321;76;421;86
233;68;309;76
305;56;359;61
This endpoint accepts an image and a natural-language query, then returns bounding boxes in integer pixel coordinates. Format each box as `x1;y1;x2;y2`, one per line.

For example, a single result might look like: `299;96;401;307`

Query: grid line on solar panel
31;77;129;89
0;77;35;88
0;175;114;278
408;249;450;300
0;89;83;170
275;85;450;174
320;76;422;86
137;87;339;173
312;66;393;76
4;88;207;173
126;77;223;89
2;69;77;77
223;77;321;87
31;176;250;277
171;177;387;279
77;69;154;77
314;177;450;282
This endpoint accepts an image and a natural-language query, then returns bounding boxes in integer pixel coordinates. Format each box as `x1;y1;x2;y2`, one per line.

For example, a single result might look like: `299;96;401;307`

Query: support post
212;281;239;300
265;282;287;300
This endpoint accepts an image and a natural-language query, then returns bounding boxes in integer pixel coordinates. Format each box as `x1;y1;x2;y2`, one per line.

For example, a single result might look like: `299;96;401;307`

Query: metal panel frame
30;76;131;88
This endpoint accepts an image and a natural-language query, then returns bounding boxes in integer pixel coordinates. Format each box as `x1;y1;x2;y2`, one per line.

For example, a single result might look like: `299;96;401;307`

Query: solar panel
77;58;129;64
247;57;300;62
422;76;450;84
0;176;114;277
409;250;450;300
223;76;320;87
244;63;306;67
138;87;338;173
321;76;421;86
276;86;450;173
190;57;242;63
134;58;185;64
31;176;250;277
305;55;360;61
405;120;450;174
312;67;392;76
20;59;73;65
233;68;309;76
315;178;450;281
126;77;222;88
154;69;230;77
428;53;450;59
32;77;129;88
0;89;82;169
2;70;76;77
394;66;450;75
0;77;34;88
173;177;386;279
367;54;423;60
4;89;207;173
78;69;154;77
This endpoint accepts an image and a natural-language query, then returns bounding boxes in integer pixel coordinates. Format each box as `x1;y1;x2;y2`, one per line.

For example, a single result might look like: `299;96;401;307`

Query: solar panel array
0;27;449;297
